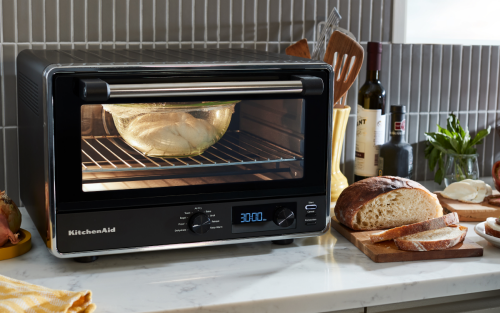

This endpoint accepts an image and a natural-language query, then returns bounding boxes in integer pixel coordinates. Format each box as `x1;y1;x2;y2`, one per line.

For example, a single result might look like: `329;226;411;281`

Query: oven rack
81;131;303;173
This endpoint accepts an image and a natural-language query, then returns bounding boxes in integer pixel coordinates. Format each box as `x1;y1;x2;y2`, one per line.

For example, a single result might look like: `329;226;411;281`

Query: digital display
232;202;296;225
240;212;265;223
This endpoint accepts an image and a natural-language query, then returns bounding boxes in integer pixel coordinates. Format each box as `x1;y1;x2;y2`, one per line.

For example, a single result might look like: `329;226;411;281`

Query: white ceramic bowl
474;222;500;248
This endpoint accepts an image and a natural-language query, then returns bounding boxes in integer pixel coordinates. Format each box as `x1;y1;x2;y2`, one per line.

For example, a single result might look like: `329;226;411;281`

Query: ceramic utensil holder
331;105;351;203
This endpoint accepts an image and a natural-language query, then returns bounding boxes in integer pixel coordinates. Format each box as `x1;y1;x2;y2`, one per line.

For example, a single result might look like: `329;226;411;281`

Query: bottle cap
367;42;382;71
390;105;406;114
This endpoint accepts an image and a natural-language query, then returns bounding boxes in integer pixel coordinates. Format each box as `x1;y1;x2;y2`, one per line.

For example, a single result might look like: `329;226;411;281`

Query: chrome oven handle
79;76;323;102
110;81;303;98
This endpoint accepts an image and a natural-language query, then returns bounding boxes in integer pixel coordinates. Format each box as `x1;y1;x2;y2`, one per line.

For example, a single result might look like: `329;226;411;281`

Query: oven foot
272;239;294;245
73;256;99;263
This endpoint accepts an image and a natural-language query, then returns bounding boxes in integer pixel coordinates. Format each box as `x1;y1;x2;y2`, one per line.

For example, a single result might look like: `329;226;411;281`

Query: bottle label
391;118;406;136
355;105;386;177
378;156;384;176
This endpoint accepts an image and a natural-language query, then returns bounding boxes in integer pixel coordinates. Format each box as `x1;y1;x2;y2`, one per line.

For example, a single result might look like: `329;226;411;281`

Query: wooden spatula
285;38;311;59
323;31;364;106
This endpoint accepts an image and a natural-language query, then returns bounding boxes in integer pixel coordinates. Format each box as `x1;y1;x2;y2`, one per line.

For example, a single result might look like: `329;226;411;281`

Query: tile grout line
229;0;232;48
140;0;143;48
191;0;195;48
424;45;434;181
165;0;169;48
277;0;281;52
178;0;182;48
241;0;244;48
254;0;257;49
152;0;156;48
265;0;269;51
204;0;208;49
217;0;220;48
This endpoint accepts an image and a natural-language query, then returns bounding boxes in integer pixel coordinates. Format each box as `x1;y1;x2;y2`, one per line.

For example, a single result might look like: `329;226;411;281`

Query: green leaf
429;147;440;171
469;126;491;147
434;168;444;184
447;114;458;133
437;125;452;137
449;137;460;152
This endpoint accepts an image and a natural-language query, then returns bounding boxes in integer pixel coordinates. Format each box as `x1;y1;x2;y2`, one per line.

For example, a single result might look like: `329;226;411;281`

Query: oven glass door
54;70;330;211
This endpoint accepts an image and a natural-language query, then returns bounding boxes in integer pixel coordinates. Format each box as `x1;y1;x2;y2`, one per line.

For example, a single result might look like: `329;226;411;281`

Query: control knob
273;207;295;227
188;212;211;234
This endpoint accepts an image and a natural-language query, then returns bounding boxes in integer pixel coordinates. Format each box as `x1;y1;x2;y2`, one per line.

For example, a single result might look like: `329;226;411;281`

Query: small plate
475;222;500;248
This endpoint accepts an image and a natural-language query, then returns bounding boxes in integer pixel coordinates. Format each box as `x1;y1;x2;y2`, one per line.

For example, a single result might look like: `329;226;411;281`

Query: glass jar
444;153;480;186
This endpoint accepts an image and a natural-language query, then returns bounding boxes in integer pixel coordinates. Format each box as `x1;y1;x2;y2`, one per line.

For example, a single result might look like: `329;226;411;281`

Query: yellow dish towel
0;275;96;313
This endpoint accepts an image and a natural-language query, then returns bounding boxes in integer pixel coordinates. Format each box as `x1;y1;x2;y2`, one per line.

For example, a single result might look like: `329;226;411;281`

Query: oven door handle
79;76;323;101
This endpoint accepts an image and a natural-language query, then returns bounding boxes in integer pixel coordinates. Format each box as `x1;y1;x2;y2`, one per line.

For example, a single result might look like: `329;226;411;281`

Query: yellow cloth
0;275;96;313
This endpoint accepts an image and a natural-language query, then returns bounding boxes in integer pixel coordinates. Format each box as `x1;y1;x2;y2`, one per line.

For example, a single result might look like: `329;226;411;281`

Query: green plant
424;113;491;184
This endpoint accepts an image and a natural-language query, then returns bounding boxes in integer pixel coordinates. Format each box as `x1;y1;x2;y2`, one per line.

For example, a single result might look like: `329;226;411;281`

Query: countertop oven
17;48;333;260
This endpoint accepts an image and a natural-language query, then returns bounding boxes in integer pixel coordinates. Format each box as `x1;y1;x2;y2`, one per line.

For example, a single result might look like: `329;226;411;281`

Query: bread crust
394;225;467;251
485;223;500;238
370;213;459;243
334;176;441;230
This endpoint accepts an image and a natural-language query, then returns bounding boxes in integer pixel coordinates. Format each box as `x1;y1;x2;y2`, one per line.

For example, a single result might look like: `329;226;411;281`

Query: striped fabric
0;275;95;313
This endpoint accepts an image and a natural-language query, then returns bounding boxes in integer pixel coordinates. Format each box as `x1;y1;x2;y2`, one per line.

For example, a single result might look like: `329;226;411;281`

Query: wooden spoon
323;31;364;106
285;38;311;59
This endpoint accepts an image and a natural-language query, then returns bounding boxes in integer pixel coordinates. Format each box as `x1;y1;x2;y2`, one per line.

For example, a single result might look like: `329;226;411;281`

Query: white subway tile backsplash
0;0;499;197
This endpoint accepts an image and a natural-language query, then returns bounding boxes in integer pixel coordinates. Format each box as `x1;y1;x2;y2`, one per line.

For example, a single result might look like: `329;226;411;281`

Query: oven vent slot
18;73;40;116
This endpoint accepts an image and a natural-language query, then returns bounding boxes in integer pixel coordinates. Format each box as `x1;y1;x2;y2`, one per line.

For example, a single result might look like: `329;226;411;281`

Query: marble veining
2;204;500;313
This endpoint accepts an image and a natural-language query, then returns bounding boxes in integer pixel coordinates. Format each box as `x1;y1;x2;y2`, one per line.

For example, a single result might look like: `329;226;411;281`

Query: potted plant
425;113;490;185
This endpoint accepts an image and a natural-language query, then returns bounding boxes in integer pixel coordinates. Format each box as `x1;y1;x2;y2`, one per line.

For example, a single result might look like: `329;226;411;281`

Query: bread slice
370;212;459;243
485;223;500;238
334;176;443;230
393;225;467;251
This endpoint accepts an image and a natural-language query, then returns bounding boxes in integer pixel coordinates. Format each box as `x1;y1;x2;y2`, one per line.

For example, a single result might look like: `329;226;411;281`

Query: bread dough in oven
124;112;217;156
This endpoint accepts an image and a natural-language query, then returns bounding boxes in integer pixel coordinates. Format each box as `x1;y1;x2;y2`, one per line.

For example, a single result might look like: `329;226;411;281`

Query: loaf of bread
334;176;443;230
393;225;467;251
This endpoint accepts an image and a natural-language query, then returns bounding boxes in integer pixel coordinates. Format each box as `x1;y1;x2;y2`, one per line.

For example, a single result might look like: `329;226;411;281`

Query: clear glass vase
444;153;480;186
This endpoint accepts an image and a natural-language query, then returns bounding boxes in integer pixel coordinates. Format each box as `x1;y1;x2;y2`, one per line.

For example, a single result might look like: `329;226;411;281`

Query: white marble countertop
2;179;500;313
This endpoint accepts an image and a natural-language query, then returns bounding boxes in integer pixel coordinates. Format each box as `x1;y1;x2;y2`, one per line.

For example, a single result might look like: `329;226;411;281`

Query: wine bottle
378;105;413;178
354;42;386;182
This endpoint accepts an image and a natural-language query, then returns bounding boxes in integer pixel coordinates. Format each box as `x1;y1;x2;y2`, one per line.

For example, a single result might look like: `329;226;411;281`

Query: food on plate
0;191;21;247
393;225;467;251
485;217;500;238
334;176;443;230
488;196;500;207
370;212;459;243
441;179;492;204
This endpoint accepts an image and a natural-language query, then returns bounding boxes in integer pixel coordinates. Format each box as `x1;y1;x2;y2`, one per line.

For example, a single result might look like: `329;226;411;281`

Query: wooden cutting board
436;191;500;222
331;217;483;263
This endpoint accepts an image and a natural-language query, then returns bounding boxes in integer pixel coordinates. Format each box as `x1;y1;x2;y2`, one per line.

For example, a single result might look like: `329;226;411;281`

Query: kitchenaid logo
68;227;116;236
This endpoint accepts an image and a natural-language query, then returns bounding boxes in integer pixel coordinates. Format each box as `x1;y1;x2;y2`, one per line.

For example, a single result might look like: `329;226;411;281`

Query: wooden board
0;229;31;261
436;191;500;222
331;218;483;263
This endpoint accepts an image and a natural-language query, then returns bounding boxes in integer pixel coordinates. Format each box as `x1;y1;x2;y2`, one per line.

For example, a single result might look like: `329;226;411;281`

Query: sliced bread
485;217;500;238
370;212;459;243
393;225;467;251
334;176;443;230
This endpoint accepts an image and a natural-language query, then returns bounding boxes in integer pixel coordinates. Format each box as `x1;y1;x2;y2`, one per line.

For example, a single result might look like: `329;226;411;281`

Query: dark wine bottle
354;42;386;182
378;105;413;178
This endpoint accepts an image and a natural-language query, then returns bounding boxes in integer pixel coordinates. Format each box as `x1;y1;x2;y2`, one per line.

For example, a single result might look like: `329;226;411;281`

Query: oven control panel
56;196;327;253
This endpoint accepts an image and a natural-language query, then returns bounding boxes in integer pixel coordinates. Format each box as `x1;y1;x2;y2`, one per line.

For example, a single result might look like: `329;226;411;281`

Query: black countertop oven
17;48;333;261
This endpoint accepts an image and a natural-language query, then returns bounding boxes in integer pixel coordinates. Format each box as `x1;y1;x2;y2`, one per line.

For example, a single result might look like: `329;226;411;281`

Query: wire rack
81;131;303;173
